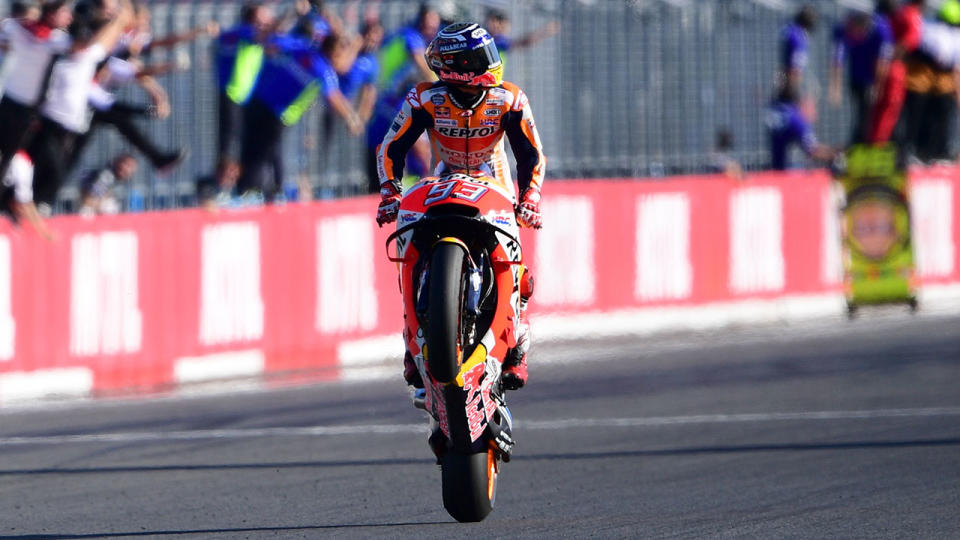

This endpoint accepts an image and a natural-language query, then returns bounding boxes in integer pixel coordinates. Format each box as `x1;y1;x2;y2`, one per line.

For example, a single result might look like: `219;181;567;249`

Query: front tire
441;446;498;522
426;243;465;383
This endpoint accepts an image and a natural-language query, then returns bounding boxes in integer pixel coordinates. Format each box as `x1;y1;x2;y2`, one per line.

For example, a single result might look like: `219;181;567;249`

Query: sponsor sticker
391;121;402;132
398;211;422;224
436;126;498;138
435;119;458;127
481;119;499;127
435;106;450;118
485;98;504;106
431;94;446;105
483;109;499;117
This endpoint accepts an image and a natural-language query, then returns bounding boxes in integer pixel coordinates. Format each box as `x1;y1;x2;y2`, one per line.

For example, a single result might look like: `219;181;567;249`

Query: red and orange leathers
377;80;545;199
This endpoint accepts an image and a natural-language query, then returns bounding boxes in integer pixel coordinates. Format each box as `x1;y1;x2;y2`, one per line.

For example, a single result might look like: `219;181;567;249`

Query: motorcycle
385;172;523;522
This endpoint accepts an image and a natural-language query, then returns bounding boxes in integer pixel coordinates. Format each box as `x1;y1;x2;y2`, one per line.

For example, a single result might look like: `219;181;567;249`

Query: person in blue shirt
765;86;835;171
334;21;382;193
828;9;894;144
294;0;331;43
779;4;818;93
484;8;560;65
365;4;440;192
214;2;273;170
236;25;362;200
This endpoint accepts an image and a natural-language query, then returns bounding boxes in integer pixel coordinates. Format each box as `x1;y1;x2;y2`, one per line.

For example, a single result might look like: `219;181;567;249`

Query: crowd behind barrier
0;166;957;403
4;0;960;219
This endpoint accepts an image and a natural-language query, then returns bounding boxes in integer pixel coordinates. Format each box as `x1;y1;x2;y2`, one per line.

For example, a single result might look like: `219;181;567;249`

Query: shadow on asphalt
3;437;958;477
0;522;454;539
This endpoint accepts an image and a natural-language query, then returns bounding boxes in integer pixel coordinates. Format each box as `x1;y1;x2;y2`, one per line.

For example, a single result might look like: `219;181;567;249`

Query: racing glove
516;188;543;229
376;180;402;227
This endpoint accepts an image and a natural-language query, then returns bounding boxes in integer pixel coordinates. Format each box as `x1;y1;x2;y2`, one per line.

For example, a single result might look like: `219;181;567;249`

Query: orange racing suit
377;80;545;199
377;80;544;388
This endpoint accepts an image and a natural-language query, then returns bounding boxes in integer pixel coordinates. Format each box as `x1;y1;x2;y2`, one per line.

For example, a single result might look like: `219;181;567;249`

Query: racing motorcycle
385;172;522;522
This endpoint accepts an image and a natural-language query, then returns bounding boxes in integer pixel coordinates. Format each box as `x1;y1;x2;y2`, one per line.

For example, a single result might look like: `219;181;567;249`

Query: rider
375;22;545;391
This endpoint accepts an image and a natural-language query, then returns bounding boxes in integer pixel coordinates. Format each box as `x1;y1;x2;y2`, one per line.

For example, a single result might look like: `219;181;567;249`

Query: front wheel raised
441;447;498;522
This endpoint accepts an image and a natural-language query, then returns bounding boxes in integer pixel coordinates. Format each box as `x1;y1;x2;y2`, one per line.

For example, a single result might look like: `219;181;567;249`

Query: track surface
1;311;959;538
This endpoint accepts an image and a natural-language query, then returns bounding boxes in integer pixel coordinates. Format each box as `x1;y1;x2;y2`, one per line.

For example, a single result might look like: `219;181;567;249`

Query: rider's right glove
516;188;543;229
376;180;402;227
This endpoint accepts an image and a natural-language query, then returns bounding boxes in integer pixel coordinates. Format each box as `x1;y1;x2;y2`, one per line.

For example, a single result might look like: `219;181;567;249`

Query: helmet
425;22;503;88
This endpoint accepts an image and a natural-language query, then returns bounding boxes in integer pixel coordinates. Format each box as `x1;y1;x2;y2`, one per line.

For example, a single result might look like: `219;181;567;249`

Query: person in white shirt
24;0;132;210
0;2;42;98
1;151;54;240
0;0;73;181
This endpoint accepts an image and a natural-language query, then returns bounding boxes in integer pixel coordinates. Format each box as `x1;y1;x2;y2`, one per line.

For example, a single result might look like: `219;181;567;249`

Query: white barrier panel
0;236;12;361
911;180;955;279
536;196;596;306
729;187;785;294
199;222;264;345
635;193;693;301
69;232;142;356
315;214;379;334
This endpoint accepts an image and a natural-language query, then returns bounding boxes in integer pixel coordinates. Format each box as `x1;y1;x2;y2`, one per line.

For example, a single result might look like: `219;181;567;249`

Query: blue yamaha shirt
781;22;809;74
253;36;339;126
832;15;894;87
338;52;378;99
765;100;817;170
215;24;262;103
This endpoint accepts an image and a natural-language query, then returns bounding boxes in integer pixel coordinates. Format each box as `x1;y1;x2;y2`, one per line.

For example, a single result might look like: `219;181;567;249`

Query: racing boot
502;268;534;390
403;350;424;389
502;323;529;390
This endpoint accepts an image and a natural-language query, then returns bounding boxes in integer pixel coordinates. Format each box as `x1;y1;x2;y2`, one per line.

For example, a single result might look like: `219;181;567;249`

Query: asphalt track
1;309;959;538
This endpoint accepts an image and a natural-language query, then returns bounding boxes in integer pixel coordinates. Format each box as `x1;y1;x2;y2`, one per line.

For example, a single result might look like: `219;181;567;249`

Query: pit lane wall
0;167;957;404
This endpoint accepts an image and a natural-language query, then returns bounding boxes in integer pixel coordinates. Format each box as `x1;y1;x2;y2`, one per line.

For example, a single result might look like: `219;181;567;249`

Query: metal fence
4;0;902;211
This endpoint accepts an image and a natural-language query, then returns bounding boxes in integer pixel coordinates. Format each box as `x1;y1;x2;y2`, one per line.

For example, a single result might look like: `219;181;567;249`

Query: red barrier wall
0;168;957;399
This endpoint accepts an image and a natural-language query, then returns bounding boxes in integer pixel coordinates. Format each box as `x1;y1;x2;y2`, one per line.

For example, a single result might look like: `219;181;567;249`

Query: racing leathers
377;80;545;389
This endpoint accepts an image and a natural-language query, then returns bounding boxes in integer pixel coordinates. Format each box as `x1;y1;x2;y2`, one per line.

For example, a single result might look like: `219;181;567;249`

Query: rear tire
441;447;497;522
426;243;465;383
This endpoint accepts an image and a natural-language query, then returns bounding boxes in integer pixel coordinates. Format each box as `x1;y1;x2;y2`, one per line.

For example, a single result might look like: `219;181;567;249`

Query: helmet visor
443;39;501;75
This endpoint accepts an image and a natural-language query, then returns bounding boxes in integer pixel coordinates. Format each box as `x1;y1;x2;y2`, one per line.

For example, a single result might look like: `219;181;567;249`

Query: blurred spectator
123;0;218;58
918;0;960;160
899;1;960;161
195;159;240;210
779;3;818;93
0;0;74;182
829;9;893;144
235;28;361;200
1;150;54;239
872;0;926;143
69;0;219;173
484;8;560;64
71;57;185;172
214;2;273;171
335;20;382;193
709;128;744;179
765;85;836;170
366;3;440;192
292;0;337;43
78;152;137;215
339;21;381;120
26;0;133;212
0;1;41;98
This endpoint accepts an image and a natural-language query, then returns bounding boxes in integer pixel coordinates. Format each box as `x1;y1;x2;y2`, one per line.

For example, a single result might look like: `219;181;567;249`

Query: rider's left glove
376;180;402;227
516;188;543;229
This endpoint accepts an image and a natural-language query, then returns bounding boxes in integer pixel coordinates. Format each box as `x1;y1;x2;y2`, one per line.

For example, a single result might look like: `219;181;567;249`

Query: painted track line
1;407;958;446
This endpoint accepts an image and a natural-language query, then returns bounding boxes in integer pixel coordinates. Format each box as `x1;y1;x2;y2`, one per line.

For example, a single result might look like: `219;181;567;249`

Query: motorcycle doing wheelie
386;171;524;522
